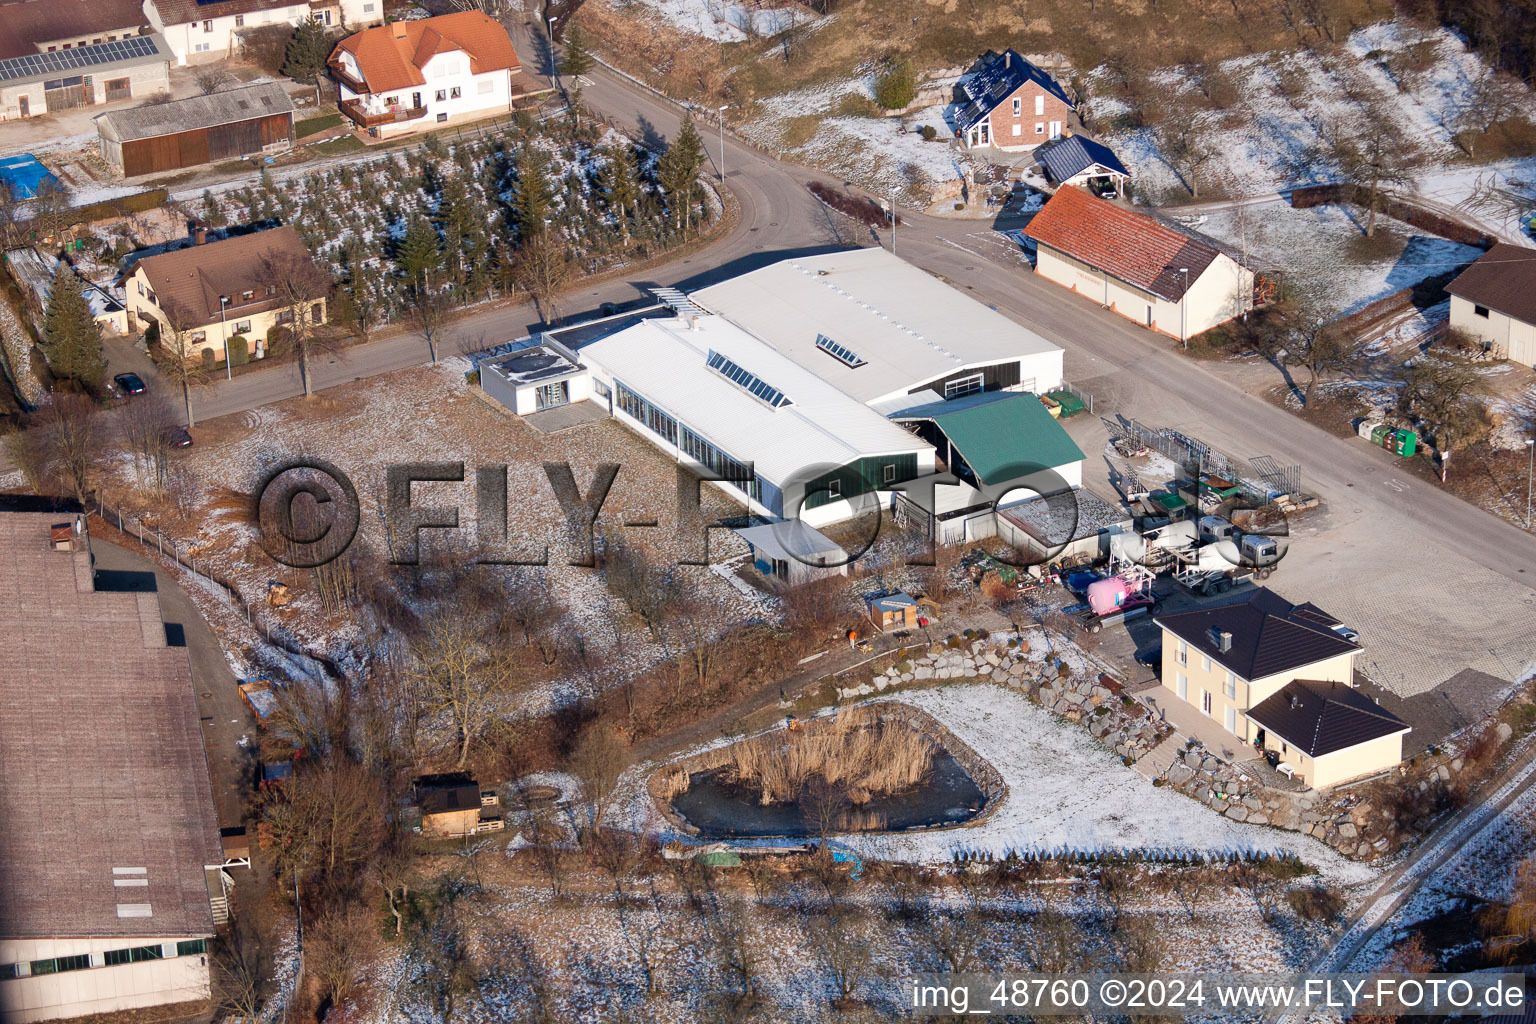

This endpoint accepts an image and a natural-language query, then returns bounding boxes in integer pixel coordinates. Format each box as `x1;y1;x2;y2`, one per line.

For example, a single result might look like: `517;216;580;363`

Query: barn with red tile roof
1023;186;1256;341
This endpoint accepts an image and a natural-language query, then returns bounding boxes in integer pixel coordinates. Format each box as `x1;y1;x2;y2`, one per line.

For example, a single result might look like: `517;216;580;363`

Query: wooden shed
95;82;295;178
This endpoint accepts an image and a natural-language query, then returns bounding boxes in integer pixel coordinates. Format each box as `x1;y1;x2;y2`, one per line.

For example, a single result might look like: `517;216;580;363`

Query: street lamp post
219;295;231;381
1526;438;1534;529
717;104;729;183
1178;267;1189;349
890;191;897;253
545;12;560;87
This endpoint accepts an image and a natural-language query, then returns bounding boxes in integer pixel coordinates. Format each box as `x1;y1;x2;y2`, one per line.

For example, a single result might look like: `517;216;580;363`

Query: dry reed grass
723;707;934;805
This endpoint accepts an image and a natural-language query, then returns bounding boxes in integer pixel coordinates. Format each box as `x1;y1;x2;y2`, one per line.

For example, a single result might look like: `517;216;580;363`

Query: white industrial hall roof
578;312;931;486
690;247;1063;404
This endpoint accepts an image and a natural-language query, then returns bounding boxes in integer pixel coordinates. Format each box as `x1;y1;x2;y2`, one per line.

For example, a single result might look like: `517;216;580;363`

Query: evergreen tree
657;114;706;234
513;145;554;239
394;213;442;287
560;27;595;78
600;144;641;233
42;264;106;390
282;18;332;86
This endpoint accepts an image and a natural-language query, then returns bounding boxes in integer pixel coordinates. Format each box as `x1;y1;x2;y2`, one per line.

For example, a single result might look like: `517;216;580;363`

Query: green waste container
1044;390;1086;417
1392;429;1417;457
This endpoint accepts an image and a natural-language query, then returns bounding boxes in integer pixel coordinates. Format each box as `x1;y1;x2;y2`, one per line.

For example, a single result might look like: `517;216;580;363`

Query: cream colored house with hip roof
121;224;324;365
1153;588;1409;788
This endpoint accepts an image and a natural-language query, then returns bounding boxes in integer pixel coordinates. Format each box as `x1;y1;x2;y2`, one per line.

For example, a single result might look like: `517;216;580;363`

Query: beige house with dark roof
1446;242;1536;369
122;224;326;364
1154;588;1408;788
0;499;223;1023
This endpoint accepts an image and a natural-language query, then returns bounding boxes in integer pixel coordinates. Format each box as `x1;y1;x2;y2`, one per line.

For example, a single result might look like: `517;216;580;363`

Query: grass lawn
295;112;344;136
308;135;365;156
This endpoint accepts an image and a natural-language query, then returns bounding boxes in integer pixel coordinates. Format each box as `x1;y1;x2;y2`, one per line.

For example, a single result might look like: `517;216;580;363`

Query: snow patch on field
847;685;1376;882
1090;23;1534;204
613;679;1376;883
628;0;804;41
1183;202;1484;317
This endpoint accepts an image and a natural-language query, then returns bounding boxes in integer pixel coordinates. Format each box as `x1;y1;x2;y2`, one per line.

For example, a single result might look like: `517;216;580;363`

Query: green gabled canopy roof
893;391;1086;485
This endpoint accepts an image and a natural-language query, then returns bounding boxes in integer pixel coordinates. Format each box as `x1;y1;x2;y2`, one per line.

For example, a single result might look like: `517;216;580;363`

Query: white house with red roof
328;12;543;137
1024;186;1255;342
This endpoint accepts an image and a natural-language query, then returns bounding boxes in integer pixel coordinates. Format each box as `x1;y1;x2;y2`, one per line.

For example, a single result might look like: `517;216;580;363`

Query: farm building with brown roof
1023;185;1256;341
1445;242;1536;369
0;499;223;1024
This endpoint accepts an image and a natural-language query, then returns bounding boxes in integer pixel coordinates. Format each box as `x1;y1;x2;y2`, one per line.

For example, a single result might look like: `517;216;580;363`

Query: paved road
84;39;1536;697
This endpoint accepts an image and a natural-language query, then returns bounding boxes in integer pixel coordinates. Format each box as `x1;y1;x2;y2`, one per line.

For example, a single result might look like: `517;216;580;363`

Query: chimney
391;20;408;38
1207;627;1232;653
50;522;77;551
1006;51;1012;69
190;219;207;245
1289;694;1302;709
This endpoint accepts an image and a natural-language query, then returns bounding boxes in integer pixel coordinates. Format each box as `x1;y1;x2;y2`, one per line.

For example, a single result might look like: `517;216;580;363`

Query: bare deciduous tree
405;284;454;364
152;298;212;427
116;390;176;489
196;68;234;94
211;915;264;1024
408;614;523;768
512;234;573;324
257;249;334;397
15;394;106;505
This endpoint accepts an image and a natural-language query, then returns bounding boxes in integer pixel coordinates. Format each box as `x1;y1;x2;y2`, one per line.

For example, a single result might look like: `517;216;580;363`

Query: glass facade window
615;382;677;445
680;426;761;501
176;940;206;957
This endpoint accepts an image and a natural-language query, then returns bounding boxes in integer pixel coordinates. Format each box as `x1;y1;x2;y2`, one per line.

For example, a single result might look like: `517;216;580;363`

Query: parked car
114;372;146;395
163;425;193;449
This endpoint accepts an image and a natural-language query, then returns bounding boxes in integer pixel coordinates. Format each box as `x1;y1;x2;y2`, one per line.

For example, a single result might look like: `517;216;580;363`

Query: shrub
954;202;966;210
806;181;900;227
873;58;917;110
227;334;250;366
1285;885;1344;922
200;347;216;369
1152;778;1166;787
920;124;937;141
946;635;964;650
836;94;880;118
67;188;168;229
780;114;823;149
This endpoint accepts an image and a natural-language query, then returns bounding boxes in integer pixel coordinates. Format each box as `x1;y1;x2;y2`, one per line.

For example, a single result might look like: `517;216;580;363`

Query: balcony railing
339;97;426;129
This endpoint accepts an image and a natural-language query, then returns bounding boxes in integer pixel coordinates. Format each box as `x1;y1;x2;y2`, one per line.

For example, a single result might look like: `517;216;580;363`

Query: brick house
951;49;1073;152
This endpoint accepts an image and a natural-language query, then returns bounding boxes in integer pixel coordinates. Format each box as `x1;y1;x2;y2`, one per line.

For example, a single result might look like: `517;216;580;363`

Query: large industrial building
479;248;1087;547
0;500;224;1024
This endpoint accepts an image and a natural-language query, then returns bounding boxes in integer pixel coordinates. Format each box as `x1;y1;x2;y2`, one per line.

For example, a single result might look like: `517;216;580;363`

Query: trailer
1173;563;1273;596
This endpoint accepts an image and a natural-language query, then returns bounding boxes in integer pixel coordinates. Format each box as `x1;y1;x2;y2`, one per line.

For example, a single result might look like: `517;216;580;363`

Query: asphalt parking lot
1055;407;1536;716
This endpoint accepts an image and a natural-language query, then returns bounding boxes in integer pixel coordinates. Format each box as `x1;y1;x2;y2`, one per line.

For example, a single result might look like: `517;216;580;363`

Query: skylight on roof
705;350;792;408
814;333;866;368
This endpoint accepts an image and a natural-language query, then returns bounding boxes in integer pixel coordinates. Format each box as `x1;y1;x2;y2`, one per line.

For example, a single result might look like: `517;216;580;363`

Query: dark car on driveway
114;372;146;395
163;426;193;449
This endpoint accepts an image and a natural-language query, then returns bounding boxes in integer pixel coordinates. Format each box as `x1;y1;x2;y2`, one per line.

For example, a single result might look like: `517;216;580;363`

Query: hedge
228;334;250;366
1288;184;1493;248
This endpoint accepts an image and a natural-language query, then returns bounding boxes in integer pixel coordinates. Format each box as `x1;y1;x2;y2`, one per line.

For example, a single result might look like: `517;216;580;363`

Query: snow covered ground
628;0;804;41
737;78;972;207
1090;22;1536;207
614;675;1378;883
1178;202;1485;317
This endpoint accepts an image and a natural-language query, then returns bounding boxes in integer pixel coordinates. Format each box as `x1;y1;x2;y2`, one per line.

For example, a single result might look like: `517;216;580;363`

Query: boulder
1498;722;1514;743
1182;751;1203;769
1168;764;1194;786
1338;823;1358;839
915;666;934;680
1225;806;1249;822
1437;765;1451;782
